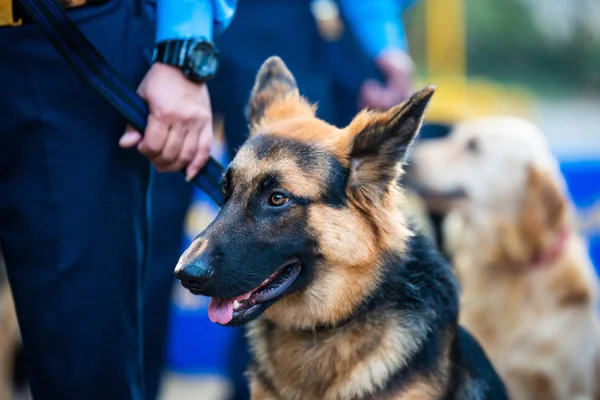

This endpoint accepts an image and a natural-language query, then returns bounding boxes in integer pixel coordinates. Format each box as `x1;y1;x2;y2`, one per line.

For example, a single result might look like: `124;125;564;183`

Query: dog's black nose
176;260;213;289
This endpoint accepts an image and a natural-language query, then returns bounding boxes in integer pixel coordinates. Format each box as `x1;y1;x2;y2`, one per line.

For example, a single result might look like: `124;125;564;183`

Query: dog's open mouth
207;259;301;325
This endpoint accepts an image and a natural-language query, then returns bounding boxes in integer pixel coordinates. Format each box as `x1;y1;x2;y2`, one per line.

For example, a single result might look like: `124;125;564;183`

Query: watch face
187;41;219;82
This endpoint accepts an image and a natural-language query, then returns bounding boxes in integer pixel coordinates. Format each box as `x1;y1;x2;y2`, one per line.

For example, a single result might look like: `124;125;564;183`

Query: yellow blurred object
420;0;535;125
0;0;21;27
416;76;535;124
425;0;466;80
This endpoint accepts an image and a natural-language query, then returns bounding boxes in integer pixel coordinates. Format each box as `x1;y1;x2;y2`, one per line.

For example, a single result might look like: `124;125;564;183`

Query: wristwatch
152;39;220;83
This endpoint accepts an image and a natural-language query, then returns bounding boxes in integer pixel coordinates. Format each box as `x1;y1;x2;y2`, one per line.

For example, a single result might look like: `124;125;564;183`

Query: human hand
119;62;213;181
359;49;414;111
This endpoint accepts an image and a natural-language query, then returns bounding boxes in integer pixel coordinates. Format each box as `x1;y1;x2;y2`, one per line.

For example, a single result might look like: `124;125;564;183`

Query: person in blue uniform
0;0;235;398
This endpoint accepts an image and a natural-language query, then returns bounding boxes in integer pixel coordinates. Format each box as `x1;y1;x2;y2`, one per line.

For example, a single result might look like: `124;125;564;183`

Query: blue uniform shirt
156;0;237;43
338;0;417;58
156;0;415;58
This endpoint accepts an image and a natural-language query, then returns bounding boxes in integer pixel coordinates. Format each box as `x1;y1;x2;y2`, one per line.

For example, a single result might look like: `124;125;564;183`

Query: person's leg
143;170;193;400
0;1;154;398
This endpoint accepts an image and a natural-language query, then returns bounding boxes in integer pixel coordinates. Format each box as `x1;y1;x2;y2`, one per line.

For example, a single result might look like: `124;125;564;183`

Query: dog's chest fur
248;313;449;400
246;234;471;400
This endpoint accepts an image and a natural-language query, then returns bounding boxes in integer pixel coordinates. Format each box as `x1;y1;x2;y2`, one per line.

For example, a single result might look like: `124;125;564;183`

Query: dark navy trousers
0;1;157;398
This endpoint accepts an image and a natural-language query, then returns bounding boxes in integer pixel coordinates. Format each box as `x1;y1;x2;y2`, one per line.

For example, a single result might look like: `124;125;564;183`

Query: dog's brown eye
466;138;479;153
268;192;289;207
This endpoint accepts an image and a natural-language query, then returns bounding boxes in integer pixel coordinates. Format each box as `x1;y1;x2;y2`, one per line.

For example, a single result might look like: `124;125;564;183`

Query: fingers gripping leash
16;0;225;207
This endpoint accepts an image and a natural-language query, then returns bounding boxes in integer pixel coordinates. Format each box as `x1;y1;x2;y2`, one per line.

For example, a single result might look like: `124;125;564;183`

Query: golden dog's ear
498;165;567;265
246;56;314;130
519;164;566;253
346;85;435;205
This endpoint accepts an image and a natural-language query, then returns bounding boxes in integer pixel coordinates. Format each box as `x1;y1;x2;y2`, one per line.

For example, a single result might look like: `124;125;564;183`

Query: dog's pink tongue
208;298;234;325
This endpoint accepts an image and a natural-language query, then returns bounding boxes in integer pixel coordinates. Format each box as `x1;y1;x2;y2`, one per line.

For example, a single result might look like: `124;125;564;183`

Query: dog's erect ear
346;85;435;205
246;56;314;130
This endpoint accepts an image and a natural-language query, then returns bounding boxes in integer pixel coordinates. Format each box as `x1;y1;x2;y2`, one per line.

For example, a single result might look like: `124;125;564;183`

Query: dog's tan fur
175;57;505;399
240;59;416;336
412;116;600;400
191;57;505;400
247;312;437;400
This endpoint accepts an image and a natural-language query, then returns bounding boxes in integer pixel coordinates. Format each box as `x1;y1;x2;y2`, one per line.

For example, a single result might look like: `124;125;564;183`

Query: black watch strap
153;40;189;67
153;39;219;83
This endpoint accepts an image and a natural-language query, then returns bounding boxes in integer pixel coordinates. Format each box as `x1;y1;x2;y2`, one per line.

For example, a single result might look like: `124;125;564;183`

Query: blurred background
1;0;599;399
159;0;600;399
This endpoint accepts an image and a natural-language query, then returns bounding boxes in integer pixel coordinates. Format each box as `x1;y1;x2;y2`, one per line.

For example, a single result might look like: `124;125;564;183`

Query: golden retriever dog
410;116;600;400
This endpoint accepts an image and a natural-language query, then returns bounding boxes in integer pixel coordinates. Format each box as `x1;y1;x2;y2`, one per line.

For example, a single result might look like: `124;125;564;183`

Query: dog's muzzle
175;260;213;293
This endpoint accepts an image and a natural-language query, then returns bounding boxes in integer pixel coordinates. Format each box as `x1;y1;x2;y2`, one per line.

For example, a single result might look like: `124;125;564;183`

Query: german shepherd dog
175;57;507;400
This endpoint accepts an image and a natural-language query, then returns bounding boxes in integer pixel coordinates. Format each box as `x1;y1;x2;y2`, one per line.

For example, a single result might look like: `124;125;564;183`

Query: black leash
16;0;225;206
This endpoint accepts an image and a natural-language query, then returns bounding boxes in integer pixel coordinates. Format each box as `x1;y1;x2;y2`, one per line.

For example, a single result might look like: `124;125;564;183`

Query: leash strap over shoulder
17;0;225;206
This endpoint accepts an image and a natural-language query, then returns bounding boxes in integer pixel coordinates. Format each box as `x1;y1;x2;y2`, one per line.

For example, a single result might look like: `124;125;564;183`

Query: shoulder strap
16;0;225;206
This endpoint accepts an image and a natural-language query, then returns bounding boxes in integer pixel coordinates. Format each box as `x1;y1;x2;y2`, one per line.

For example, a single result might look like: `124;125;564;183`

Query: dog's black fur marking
247;134;350;208
249;134;319;172
361;232;507;399
349;233;456;398
366;232;506;399
221;167;234;202
451;326;509;400
320;157;349;209
253;361;281;398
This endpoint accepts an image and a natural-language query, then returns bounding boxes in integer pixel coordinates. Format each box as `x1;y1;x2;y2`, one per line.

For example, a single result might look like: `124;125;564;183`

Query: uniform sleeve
337;0;417;59
156;0;237;43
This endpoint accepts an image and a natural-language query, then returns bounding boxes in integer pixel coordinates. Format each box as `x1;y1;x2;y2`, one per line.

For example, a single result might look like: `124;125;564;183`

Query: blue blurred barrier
165;128;236;376
166;280;236;375
560;158;600;275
